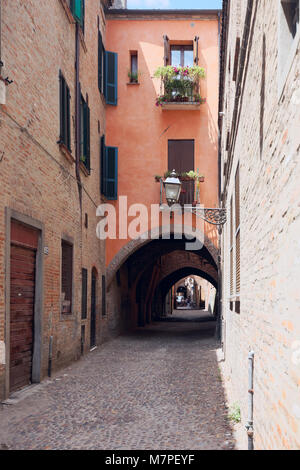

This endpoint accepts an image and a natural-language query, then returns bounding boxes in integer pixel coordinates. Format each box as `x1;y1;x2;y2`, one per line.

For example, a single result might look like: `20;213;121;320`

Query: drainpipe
0;0;2;75
75;22;82;204
48;336;53;378
246;351;255;450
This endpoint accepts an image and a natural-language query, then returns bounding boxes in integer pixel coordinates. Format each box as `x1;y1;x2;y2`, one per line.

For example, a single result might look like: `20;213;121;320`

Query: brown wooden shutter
235;165;241;294
233;37;241;82
164;35;170;66
230;197;234;296
235;164;240;229
194;36;199;65
236;230;240;294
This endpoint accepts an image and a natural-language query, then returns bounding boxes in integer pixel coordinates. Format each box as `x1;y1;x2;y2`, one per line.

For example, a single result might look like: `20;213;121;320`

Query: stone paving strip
0;317;235;450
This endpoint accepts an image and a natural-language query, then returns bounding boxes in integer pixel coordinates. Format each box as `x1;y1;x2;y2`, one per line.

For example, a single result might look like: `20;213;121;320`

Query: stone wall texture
220;0;300;450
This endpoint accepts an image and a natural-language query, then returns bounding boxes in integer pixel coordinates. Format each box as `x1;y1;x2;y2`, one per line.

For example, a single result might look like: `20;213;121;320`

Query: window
59;71;71;151
168;140;194;205
279;0;299;91
61;241;73;314
281;0;299;39
98;31;105;94
170;45;194;67
81;268;88;320
235;165;240;297
100;135;118;200
230;197;234;298
80;95;90;172
69;0;85;30
105;51;118;106
129;51;138;83
229;165;241;313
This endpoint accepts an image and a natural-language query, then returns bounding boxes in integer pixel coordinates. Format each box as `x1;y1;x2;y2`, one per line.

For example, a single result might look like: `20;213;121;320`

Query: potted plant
128;70;139;83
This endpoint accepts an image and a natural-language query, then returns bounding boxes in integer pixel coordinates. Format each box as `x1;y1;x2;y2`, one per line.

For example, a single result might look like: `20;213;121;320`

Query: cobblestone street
0;313;234;450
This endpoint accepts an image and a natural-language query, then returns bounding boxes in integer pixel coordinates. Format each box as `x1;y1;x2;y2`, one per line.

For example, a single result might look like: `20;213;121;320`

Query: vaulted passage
106;234;219;336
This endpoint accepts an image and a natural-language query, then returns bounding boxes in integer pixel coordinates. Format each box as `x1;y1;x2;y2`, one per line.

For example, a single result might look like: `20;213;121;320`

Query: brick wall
220;0;300;450
0;0;110;399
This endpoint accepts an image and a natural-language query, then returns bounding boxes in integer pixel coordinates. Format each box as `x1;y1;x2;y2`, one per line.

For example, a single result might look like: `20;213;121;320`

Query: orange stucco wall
106;16;220;266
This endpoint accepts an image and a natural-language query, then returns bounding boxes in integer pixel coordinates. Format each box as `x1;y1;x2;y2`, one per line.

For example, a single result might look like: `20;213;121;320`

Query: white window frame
278;0;300;98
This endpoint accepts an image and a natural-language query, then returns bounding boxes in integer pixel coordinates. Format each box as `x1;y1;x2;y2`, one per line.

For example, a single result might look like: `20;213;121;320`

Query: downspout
217;6;225;343
246;351;255;450
0;0;2;74
75;22;82;205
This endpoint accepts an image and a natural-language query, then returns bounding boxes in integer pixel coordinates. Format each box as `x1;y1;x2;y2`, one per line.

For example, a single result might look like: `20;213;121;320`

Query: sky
127;0;222;9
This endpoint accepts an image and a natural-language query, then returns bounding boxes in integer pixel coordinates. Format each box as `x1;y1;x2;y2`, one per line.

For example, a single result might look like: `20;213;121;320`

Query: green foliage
153;65;205;80
228;403;241;423
128;70;139;83
154;170;204;181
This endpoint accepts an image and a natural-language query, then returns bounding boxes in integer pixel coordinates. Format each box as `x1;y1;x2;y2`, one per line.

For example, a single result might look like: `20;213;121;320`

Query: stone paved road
0;313;235;450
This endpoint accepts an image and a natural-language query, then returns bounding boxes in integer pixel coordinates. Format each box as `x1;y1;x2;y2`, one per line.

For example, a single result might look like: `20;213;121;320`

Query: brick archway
106;226;219;286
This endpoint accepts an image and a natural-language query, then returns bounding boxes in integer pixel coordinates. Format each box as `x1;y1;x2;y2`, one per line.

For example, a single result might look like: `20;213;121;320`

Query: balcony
158;173;205;207
154;66;206;110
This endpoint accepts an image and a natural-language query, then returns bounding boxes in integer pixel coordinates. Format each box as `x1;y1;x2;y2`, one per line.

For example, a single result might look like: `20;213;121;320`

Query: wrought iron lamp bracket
189;207;227;226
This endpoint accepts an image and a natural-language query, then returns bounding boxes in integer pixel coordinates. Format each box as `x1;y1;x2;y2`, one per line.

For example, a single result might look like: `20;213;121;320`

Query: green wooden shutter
100;135;106;195
86;105;90;171
105;51;118;106
98;32;103;93
59;71;71;151
66;85;71;151
70;0;83;25
105;146;118;200
59;71;64;144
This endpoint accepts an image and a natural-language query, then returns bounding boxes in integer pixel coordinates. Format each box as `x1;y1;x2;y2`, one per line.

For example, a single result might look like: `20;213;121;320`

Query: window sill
59;142;75;164
60;313;76;321
127;82;140;86
161;102;201;111
80;161;90;176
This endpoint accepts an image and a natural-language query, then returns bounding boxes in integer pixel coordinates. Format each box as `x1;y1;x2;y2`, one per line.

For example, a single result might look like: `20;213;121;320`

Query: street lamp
163;169;182;206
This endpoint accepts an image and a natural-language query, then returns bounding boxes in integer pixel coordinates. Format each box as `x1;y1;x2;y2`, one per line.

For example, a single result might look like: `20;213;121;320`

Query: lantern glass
163;170;182;206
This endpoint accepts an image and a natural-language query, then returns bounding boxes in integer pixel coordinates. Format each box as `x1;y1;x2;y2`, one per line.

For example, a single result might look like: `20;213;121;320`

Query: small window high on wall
129;51;138;83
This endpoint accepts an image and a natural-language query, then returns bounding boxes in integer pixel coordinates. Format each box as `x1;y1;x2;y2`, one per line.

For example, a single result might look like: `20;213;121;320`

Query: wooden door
168;140;195;204
10;221;39;393
10;244;36;392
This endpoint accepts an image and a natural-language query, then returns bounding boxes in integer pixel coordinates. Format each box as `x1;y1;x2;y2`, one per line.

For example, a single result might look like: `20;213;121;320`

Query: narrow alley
0;313;234;451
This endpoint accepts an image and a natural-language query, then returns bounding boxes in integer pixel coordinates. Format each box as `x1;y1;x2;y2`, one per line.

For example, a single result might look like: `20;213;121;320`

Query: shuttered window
100;135;106;195
61;241;73;315
100;137;118;201
230;197;234;297
81;268;88;320
59;71;71;151
235;165;241;295
105;146;118;200
98;31;105;94
105;51;118;106
70;0;84;29
80;95;90;172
